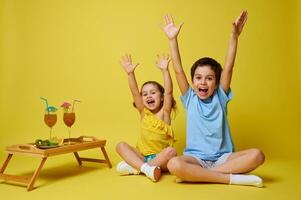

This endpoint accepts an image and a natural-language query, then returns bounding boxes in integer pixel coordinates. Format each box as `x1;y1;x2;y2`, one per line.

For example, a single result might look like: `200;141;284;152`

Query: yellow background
0;0;300;199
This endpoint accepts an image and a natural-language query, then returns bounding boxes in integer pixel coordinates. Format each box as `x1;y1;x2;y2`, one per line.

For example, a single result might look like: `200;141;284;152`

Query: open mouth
198;88;208;96
146;99;155;107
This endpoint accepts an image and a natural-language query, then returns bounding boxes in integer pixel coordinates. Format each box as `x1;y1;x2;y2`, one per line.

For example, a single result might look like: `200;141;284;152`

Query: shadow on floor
0;161;109;190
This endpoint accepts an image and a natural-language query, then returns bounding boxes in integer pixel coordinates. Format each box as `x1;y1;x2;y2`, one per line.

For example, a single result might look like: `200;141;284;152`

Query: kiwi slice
41;140;50;146
35;139;43;146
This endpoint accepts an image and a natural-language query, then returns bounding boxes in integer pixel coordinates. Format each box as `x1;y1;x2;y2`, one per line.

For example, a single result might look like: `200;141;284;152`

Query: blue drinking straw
40;97;49;114
47;106;58;113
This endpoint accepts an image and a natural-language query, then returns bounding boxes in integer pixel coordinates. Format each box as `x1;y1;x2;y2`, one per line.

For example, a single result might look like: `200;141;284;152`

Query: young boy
162;11;265;187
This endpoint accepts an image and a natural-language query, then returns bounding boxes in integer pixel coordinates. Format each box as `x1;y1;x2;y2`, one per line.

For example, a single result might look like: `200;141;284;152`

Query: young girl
116;54;177;182
162;11;265;187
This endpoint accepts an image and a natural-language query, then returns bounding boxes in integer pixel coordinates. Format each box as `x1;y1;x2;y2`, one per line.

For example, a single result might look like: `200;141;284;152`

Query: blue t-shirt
180;85;234;161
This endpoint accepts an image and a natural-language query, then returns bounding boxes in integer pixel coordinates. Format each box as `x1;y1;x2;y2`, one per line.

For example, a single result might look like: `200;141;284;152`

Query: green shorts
144;154;157;163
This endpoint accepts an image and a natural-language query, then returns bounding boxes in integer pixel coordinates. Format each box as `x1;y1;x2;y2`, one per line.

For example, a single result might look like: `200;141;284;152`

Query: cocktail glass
44;113;57;139
63;112;75;144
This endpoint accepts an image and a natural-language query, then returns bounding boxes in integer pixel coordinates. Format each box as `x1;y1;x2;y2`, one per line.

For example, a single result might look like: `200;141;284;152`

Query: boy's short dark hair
190;57;222;84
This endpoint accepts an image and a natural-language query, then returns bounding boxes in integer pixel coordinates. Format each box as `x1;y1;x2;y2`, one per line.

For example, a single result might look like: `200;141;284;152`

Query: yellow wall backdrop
0;0;300;162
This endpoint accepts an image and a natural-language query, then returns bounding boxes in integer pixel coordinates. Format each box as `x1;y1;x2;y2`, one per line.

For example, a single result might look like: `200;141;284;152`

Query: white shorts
186;153;232;169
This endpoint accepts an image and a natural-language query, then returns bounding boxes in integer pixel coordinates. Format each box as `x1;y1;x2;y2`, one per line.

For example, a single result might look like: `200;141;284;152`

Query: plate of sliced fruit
35;138;63;149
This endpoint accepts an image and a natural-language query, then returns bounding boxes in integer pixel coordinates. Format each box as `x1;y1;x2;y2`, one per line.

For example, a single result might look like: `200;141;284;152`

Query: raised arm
120;54;144;113
162;15;189;95
156;54;172;123
221;10;248;93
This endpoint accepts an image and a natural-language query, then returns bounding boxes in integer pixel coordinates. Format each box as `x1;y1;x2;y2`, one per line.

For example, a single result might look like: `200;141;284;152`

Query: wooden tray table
0;136;112;191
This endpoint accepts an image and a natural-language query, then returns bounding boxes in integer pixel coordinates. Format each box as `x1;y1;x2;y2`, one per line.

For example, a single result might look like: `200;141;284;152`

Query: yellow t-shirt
136;108;176;156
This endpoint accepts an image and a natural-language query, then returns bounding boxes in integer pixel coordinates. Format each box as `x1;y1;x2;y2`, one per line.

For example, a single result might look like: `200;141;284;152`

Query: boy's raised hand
232;10;248;38
120;54;139;74
156;54;171;70
162;15;183;40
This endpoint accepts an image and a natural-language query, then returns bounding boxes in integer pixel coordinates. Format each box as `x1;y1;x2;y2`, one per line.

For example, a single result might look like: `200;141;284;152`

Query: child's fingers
166;54;170;60
236;11;247;30
164;53;169;60
242;10;248;20
124;54;129;62
166;14;173;24
128;54;132;63
238;10;247;25
232;22;236;28
235;16;240;25
167;14;172;24
179;22;184;30
164;53;170;62
242;11;248;25
169;14;174;24
239;12;246;24
156;54;161;61
238;10;244;21
235;11;244;25
164;15;169;25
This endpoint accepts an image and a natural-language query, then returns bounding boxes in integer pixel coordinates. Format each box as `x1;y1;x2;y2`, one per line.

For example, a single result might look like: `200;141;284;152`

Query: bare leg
211;148;265;173
148;147;177;171
116;141;145;170
116;141;161;181
167;156;229;183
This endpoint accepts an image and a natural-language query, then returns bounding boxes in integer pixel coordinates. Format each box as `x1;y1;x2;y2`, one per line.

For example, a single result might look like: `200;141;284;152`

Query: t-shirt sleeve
180;87;194;109
217;85;233;109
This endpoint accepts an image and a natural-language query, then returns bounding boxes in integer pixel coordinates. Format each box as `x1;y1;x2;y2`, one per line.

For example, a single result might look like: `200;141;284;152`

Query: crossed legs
115;141;177;171
115;141;177;181
167;148;265;186
210;148;265;173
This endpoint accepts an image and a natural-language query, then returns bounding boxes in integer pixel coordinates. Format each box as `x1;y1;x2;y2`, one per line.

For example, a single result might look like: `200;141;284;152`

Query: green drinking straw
71;99;81;112
40;97;49;114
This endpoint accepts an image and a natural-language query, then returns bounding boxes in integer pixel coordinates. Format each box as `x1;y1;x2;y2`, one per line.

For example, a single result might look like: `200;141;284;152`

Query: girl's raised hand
232;10;248;37
156;54;171;70
162;15;183;40
120;54;139;74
